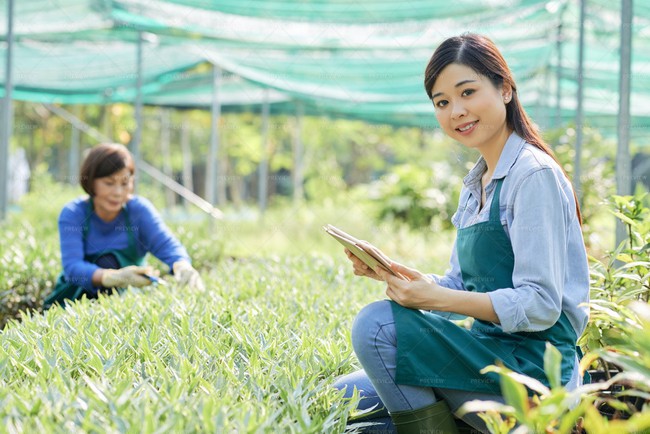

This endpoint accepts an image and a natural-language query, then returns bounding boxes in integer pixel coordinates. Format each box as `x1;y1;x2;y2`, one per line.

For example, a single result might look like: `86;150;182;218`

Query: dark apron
391;178;576;394
44;200;144;310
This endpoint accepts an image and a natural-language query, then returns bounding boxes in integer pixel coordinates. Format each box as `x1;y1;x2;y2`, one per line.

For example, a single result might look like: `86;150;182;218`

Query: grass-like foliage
5;172;643;432
0;255;388;433
0;178;454;432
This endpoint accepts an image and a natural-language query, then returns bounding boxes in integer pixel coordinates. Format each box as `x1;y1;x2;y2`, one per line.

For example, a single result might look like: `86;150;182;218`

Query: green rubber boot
390;400;460;434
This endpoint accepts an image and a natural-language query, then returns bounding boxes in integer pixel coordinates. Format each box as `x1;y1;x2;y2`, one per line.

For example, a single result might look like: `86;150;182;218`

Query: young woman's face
430;63;511;151
92;167;133;221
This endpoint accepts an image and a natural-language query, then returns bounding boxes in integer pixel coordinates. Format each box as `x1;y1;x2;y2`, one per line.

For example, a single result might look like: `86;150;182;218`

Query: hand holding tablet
323;224;406;279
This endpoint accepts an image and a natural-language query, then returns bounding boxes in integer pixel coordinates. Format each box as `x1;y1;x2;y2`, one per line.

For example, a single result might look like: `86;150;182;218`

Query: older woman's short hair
79;143;135;195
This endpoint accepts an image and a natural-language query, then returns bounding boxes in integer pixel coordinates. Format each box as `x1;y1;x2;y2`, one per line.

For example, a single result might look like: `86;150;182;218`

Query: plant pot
587;369;647;420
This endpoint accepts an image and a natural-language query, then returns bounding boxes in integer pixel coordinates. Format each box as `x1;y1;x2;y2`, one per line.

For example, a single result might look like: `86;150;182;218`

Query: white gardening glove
101;265;154;288
173;261;205;291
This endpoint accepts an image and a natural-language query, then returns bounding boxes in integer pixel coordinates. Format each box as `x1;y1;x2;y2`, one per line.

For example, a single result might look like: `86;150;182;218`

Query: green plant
545;126;616;244
459;343;650;434
459;194;650;433
0;255;382;432
581;301;650;421
0;221;59;328
580;193;650;360
0;167;78;327
372;162;462;231
608;193;650;254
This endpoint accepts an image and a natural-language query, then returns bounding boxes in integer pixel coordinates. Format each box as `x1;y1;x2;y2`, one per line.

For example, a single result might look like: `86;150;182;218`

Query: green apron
44;200;144;310
391;178;576;394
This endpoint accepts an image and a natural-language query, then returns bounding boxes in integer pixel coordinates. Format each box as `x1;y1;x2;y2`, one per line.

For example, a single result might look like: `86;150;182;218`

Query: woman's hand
344;248;384;281
173;260;205;291
374;261;448;311
101;265;155;288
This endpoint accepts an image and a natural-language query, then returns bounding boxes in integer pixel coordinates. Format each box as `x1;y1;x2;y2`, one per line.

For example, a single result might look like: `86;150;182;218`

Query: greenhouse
1;1;649;216
1;1;650;433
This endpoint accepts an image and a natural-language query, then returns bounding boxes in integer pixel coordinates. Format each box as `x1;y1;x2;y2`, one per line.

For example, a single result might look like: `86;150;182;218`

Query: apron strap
85;198;136;253
488;178;504;222
122;205;136;251
83;198;92;241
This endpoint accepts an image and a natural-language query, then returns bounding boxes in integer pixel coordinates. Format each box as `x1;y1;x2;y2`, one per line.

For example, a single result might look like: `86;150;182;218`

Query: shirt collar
462;132;526;187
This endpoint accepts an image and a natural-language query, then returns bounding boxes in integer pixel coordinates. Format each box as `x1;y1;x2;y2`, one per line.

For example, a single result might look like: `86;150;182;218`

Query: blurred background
0;0;648;288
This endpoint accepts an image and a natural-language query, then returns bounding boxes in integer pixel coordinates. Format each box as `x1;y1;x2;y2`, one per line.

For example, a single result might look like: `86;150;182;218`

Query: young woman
335;33;589;433
44;143;204;309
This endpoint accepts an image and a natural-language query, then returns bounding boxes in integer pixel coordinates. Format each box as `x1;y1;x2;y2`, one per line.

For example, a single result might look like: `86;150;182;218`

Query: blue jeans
334;300;505;433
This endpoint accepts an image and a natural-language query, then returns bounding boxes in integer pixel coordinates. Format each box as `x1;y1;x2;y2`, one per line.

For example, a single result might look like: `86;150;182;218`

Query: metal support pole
69;106;81;184
41;103;223;219
102;101;111;137
206;64;221;205
616;0;633;247
258;89;270;212
555;20;563;128
293;101;304;203
573;0;586;207
180;114;193;208
1;0;15;220
539;67;550;130
160;108;174;208
132;31;144;165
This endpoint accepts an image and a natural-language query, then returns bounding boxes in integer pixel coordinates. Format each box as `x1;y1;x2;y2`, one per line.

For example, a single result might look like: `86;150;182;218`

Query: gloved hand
101;265;155;288
173;261;205;291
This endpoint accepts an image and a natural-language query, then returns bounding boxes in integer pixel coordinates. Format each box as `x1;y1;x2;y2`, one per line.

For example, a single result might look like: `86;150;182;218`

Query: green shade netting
153;0;544;23
1;0;650;137
0;39;204;103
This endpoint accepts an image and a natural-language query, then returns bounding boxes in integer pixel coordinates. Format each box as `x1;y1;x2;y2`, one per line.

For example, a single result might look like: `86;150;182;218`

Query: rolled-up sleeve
488;169;567;333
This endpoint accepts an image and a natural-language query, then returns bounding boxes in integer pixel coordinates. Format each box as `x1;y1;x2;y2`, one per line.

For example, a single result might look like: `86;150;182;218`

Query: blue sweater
58;195;190;290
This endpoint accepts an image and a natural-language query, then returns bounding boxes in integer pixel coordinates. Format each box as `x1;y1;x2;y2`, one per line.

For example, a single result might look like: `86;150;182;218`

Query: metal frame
0;0;14;220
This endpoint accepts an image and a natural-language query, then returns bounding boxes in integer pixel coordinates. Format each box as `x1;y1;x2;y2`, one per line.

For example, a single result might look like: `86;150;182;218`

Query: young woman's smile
455;120;479;135
430;63;511;152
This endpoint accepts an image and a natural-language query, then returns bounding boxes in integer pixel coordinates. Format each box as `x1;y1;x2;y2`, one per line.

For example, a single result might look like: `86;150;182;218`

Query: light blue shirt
432;132;590;338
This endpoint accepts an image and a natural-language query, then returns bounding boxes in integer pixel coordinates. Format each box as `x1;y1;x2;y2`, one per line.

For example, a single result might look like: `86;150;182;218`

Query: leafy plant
607;193;650;254
372;162;462;231
0;222;59;328
545;125;616;243
459;194;650;433
459;343;650;434
0;256;380;432
581;193;650;361
581;301;650;421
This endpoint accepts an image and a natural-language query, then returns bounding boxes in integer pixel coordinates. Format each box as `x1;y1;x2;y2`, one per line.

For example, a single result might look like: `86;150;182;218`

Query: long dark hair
424;33;581;224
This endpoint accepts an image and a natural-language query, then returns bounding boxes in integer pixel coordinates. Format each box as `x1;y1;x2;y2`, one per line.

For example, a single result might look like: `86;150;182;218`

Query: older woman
45;143;203;309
